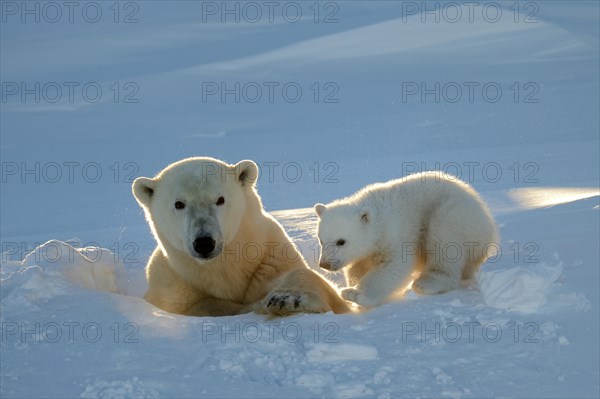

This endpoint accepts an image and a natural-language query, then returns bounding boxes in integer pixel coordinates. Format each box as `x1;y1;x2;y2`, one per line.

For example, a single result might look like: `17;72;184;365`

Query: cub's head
133;157;259;262
314;202;374;271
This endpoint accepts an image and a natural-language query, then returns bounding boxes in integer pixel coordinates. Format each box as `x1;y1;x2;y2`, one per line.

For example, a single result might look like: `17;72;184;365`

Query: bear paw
262;290;329;316
341;287;377;308
412;275;455;295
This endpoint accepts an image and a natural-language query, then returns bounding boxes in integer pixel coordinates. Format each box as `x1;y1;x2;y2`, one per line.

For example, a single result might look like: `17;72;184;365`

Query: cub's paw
341;287;377;308
341;287;360;302
262;290;329;316
412;275;454;295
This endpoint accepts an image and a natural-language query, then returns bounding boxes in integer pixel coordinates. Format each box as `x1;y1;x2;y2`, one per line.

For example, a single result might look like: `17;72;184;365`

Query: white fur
133;157;350;316
315;172;499;308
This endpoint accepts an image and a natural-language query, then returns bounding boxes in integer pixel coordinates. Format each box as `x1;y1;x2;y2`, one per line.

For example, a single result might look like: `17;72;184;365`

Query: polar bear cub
315;172;499;308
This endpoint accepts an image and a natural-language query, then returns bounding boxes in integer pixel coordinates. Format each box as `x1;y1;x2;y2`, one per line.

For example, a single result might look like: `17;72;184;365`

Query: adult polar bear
315;172;499;308
133;157;349;317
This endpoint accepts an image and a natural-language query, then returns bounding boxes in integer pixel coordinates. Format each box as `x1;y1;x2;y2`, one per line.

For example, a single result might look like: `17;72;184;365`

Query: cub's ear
132;177;156;207
314;203;327;217
360;207;370;224
234;160;259;187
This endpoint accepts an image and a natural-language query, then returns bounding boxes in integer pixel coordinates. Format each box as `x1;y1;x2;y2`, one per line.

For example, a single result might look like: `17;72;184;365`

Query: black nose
193;236;216;258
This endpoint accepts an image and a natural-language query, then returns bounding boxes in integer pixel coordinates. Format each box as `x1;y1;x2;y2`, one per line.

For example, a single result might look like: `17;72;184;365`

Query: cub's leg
416;244;493;294
412;264;461;295
260;268;351;316
412;204;464;295
342;252;415;308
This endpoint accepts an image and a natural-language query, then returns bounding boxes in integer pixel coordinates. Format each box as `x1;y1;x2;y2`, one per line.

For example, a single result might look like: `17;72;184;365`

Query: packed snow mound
1;240;126;308
478;260;564;313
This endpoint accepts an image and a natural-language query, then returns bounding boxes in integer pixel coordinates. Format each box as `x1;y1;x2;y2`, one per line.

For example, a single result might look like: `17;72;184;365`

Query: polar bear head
314;202;375;271
133;157;259;262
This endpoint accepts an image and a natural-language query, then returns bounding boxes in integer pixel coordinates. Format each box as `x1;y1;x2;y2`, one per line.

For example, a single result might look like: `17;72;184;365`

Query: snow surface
1;1;599;398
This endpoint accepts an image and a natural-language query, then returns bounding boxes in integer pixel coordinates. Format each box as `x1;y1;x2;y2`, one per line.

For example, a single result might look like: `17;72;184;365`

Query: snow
478;261;564;313
305;343;378;362
1;1;599;398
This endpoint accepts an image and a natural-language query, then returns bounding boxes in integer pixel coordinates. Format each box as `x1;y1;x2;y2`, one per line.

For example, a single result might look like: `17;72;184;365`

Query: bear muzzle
193;236;219;259
319;259;342;271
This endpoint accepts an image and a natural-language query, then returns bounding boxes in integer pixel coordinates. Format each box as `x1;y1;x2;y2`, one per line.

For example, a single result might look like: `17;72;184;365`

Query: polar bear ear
132;177;156;207
234;160;259;188
314;203;327;217
360;208;370;224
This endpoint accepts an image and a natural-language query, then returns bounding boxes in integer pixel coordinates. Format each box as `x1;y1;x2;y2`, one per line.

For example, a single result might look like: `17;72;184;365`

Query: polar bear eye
174;201;185;210
336;239;346;246
216;196;225;206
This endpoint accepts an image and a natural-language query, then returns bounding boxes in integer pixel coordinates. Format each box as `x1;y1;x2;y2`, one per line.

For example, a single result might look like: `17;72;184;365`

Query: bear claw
262;289;331;315
264;291;319;314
